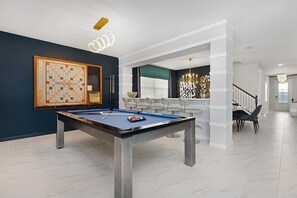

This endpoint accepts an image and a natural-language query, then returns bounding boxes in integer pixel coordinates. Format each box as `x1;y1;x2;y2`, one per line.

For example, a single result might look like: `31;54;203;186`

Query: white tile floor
1;111;297;198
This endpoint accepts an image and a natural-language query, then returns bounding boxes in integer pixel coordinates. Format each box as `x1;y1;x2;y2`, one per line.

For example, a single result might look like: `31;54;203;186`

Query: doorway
272;79;293;111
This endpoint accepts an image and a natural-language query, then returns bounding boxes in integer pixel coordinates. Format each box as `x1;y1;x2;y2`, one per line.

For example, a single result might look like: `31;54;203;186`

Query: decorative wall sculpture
179;82;197;98
178;74;210;98
199;75;210;98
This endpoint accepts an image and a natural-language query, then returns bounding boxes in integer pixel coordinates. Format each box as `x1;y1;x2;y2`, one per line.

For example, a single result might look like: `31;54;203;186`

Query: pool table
56;109;196;198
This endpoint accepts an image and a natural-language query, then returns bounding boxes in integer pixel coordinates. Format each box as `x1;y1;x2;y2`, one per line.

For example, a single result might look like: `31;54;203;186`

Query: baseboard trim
0;131;57;142
209;141;233;149
197;135;210;141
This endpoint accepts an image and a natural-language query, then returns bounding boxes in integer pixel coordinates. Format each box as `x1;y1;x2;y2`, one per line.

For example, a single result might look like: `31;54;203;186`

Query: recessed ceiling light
245;46;253;50
278;63;283;66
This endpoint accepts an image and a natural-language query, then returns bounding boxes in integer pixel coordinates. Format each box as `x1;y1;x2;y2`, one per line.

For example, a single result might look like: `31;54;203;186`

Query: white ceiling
153;50;210;70
1;0;297;70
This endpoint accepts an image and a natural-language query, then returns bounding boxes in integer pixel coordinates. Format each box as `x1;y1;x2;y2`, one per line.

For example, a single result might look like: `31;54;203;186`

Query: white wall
269;77;276;110
233;63;260;96
233;63;266;115
290;75;297;102
118;66;133;109
261;75;269;115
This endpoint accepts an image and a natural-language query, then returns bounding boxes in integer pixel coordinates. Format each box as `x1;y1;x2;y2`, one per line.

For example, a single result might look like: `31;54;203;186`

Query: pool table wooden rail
56;111;195;138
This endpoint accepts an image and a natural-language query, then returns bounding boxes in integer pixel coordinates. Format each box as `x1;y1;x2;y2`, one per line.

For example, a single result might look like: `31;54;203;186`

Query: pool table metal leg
184;120;196;167
56;118;64;149
114;137;133;198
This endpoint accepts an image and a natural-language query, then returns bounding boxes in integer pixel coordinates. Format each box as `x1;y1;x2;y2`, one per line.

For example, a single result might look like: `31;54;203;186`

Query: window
278;82;288;103
140;77;168;98
265;82;268;102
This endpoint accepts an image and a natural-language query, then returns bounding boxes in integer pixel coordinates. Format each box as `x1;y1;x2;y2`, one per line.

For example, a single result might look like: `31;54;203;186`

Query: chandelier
179;58;199;98
277;74;287;83
180;58;199;86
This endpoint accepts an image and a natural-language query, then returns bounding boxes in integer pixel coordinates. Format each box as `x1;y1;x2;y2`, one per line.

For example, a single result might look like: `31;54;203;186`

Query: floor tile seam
237;114;270;197
276;118;285;198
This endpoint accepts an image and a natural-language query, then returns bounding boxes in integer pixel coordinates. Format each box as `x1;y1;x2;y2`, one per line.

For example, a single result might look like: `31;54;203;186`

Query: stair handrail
233;84;256;98
233;84;258;112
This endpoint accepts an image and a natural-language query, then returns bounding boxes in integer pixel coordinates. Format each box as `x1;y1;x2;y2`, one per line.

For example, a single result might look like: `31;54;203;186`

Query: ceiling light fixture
88;32;115;53
180;58;199;86
277;74;287;83
278;63;283;66
88;17;115;53
93;17;109;30
179;58;199;98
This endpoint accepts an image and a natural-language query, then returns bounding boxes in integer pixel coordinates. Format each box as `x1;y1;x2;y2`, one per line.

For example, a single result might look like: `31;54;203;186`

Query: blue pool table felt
69;109;180;130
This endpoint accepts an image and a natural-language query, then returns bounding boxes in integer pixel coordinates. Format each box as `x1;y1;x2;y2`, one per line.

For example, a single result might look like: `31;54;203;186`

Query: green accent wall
140;65;169;80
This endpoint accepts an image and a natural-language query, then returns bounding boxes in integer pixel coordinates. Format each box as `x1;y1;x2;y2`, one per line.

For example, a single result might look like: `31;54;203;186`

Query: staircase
233;84;258;113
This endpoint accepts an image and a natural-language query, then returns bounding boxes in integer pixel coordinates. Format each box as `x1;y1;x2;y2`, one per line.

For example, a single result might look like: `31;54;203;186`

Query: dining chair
238;105;262;134
233;108;249;132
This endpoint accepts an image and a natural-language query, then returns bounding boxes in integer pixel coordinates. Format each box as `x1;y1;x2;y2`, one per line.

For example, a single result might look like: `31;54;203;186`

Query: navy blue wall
175;65;210;81
0;31;119;141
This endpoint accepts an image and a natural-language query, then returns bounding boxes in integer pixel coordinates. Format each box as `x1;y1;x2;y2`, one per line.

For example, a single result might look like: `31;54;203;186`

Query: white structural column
209;24;233;148
119;20;234;148
119;66;133;109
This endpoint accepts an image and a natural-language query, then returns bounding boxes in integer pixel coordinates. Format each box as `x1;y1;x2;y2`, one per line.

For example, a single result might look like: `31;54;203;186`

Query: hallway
0;111;296;198
231;111;297;197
